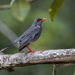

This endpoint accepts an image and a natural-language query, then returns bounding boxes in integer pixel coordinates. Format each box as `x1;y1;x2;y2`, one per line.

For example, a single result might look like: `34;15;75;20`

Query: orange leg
26;45;37;55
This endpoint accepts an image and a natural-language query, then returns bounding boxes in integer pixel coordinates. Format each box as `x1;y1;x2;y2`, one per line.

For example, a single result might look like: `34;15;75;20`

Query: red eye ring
37;18;41;21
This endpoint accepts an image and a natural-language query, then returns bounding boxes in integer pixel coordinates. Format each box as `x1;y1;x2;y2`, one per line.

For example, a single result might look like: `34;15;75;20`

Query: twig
52;65;56;75
0;5;10;9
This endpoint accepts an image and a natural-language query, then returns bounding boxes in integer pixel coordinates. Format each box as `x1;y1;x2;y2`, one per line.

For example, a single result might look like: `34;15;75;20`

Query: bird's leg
26;45;37;55
26;45;33;52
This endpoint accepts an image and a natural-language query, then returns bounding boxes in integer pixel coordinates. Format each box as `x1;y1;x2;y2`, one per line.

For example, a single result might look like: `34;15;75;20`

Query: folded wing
19;27;40;51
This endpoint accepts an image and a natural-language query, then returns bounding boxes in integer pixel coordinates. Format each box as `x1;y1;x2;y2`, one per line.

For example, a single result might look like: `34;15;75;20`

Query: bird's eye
37;18;41;22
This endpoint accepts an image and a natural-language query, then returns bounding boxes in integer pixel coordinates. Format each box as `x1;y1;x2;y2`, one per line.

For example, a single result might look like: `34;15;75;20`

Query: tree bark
0;49;75;71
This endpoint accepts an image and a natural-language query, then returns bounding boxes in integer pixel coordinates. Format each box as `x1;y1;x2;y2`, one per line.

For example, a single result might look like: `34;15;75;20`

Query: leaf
11;0;30;21
49;0;64;21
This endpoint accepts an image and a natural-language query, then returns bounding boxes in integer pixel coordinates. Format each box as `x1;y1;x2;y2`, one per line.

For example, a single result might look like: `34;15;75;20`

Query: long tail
0;42;15;52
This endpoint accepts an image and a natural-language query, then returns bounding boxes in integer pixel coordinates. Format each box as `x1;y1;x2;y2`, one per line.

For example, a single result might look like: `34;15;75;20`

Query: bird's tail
0;42;15;52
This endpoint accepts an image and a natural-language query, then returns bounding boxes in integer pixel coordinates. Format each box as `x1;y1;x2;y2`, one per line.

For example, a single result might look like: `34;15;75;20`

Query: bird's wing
19;27;40;51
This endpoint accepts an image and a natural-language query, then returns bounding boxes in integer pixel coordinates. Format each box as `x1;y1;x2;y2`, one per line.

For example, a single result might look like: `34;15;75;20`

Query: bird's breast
29;27;42;43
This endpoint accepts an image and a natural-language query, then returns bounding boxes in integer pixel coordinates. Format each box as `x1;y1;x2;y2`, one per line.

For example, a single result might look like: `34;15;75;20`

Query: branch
0;49;75;71
0;5;10;9
0;0;34;10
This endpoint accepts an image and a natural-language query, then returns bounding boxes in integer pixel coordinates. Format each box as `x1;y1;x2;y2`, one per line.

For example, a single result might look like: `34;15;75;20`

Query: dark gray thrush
0;18;46;54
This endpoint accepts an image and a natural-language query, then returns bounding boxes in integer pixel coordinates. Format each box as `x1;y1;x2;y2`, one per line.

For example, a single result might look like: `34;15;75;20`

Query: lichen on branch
0;49;75;71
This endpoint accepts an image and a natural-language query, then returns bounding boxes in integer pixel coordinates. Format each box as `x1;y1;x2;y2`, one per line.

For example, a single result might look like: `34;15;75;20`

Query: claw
29;50;37;55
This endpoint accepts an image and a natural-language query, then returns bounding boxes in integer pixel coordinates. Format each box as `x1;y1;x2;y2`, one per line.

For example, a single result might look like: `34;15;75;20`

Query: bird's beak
41;18;47;21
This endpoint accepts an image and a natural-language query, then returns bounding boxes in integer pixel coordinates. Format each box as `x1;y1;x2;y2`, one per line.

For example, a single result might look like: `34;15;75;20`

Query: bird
0;18;46;54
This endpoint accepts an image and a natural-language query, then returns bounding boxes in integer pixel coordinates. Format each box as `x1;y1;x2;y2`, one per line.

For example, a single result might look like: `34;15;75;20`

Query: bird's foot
26;45;37;55
30;50;37;55
27;50;37;55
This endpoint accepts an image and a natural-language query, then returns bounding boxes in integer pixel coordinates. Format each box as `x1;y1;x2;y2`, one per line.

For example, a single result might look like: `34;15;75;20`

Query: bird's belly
30;31;41;43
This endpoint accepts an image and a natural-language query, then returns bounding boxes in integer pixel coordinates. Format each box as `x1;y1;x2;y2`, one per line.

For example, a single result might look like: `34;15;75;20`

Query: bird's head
32;18;46;26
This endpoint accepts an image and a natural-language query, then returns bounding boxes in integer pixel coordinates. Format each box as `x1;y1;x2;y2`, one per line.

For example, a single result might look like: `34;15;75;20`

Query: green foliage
49;0;64;21
11;0;30;21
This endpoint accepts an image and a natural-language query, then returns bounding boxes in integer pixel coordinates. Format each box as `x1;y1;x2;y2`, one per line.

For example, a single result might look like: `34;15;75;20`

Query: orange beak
41;18;47;21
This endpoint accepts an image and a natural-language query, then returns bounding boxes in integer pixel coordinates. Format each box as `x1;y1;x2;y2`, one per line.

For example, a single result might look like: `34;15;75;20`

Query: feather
19;27;41;51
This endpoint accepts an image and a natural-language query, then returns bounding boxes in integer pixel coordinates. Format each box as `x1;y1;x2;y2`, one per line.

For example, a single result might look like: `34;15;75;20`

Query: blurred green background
0;0;75;75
